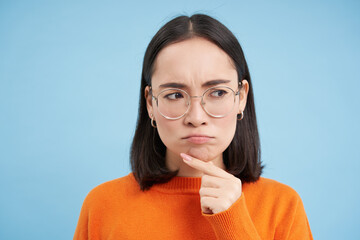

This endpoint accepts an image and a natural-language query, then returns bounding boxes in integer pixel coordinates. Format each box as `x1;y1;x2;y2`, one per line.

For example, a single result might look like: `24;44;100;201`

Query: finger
201;175;223;188
180;153;230;178
200;196;217;214
199;187;221;198
202;207;213;215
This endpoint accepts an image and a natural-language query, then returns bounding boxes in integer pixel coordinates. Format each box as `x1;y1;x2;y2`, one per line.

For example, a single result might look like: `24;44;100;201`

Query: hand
180;153;242;214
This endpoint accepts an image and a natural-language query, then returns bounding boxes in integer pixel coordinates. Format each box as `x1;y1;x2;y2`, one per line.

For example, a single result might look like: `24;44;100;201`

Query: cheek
217;114;238;144
154;116;179;146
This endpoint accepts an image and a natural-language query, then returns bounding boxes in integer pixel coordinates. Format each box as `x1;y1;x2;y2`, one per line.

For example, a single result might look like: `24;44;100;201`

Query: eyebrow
158;79;232;89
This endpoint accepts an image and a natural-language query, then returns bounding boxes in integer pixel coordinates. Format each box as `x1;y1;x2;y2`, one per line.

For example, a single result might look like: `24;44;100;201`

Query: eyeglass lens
156;87;236;119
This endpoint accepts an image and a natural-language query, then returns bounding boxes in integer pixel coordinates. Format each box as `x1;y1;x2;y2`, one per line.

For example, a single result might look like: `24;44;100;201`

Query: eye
209;89;228;98
163;91;184;100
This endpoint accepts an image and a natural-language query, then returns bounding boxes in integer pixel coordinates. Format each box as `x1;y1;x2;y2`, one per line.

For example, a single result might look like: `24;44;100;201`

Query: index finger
180;153;231;179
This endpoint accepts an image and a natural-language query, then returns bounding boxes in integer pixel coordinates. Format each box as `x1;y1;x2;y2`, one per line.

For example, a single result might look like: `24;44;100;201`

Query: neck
165;150;226;177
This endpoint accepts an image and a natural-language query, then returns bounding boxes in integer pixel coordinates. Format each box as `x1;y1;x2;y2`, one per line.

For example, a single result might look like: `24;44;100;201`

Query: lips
182;134;214;144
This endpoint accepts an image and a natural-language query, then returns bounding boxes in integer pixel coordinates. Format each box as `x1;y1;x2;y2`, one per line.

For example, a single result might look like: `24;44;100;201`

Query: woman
74;14;313;239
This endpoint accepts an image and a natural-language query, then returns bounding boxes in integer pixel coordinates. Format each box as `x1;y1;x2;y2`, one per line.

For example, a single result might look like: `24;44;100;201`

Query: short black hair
131;14;263;191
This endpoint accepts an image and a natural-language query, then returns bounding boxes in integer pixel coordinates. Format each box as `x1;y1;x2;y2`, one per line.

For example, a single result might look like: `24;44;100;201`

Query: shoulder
243;177;302;207
83;173;140;206
243;178;312;238
245;177;299;195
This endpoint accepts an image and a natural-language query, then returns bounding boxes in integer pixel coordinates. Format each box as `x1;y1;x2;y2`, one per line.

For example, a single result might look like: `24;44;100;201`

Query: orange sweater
74;173;313;240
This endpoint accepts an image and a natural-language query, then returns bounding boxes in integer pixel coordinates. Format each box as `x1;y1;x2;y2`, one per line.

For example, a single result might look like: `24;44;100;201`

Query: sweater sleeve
202;190;313;240
276;195;313;240
202;193;262;240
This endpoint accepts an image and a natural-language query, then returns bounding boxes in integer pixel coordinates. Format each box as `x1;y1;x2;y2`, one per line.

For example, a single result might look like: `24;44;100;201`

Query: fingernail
180;153;192;161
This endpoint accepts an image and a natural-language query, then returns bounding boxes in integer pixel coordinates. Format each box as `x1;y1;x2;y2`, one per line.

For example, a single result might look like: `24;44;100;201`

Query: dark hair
131;14;263;191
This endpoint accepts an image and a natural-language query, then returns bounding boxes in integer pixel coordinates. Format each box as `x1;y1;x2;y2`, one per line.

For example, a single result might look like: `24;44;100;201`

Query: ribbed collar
151;176;202;194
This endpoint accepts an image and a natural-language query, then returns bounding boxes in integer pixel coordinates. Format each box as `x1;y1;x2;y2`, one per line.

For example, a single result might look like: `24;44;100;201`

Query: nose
183;96;208;127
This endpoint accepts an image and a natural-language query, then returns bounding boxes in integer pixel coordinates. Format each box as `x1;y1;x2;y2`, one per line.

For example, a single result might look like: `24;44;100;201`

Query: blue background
1;0;359;239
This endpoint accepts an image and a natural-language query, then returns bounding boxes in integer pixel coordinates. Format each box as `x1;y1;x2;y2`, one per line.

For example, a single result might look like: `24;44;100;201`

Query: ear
238;79;249;113
145;86;154;119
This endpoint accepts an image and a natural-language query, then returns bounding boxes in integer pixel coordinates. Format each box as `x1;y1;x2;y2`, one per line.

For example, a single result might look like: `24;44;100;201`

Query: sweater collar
151;175;202;194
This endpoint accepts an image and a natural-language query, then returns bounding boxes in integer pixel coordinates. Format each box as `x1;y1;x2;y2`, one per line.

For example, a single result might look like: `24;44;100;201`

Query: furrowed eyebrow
202;79;231;87
158;79;232;89
159;82;186;89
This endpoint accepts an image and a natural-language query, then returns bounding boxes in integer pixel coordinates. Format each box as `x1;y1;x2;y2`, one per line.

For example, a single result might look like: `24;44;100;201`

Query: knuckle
201;175;208;181
236;177;242;186
200;197;208;206
199;188;205;196
231;178;242;192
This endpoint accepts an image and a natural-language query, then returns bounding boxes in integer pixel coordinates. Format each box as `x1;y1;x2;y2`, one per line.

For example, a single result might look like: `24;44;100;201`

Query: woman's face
145;37;249;168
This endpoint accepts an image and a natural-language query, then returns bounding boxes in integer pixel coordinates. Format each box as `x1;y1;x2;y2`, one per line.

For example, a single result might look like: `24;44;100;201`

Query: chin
186;147;217;161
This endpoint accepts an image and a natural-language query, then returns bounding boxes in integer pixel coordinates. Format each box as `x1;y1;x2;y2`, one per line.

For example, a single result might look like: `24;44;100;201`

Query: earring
150;113;157;128
237;111;244;121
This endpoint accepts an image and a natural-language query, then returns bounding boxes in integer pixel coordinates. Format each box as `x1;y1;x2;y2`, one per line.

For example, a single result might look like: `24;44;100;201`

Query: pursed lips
182;134;214;144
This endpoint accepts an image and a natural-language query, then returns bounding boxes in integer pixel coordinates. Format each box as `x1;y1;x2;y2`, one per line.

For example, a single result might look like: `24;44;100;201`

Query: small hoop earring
237;111;244;121
151;118;157;128
150;114;157;128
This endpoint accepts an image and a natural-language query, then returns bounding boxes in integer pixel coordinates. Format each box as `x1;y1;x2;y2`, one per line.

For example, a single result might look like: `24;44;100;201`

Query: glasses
151;84;241;120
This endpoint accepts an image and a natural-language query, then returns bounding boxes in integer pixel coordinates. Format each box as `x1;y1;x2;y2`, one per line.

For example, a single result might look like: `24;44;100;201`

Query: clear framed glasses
151;84;241;120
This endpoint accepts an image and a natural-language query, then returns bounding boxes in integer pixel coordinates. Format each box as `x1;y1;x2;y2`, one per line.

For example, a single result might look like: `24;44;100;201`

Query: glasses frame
151;83;241;120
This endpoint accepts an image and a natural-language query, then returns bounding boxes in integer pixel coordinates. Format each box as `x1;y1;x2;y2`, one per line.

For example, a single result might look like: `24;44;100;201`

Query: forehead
151;37;237;89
